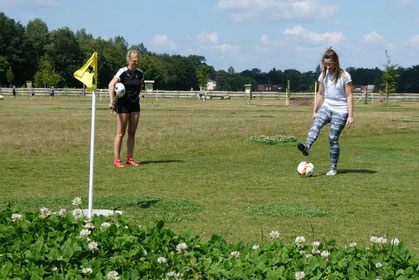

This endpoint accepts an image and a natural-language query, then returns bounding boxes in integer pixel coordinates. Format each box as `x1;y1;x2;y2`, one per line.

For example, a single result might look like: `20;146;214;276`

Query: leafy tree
130;43;149;55
196;64;211;90
0;12;36;85
396;65;419;93
45;27;83;87
6;66;14;85
26;18;49;60
34;59;61;87
141;54;167;89
381;50;399;104
0;56;10;86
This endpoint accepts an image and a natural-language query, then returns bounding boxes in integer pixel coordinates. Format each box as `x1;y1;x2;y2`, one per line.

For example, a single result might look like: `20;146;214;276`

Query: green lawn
1;96;418;251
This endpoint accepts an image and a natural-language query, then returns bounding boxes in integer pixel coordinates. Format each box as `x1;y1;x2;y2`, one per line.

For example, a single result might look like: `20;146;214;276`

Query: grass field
1;95;418;251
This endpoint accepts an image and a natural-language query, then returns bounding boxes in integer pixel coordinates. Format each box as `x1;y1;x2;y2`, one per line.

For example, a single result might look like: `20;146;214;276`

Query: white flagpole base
82;209;123;217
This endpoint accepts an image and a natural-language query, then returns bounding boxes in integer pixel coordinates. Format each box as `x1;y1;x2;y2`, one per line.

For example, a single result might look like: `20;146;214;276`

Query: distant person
298;48;354;176
50;87;55;99
12;85;16;98
108;49;144;168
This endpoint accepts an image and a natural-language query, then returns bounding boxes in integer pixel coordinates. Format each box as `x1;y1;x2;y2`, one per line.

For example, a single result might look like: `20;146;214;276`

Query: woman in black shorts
108;49;144;168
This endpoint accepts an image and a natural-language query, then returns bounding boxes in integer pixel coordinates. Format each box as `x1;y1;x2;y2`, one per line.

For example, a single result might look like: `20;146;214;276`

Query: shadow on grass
338;169;377;174
140;160;184;165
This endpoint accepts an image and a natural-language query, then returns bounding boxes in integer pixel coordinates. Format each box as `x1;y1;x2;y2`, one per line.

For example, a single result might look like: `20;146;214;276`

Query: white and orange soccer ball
114;82;125;98
297;161;314;177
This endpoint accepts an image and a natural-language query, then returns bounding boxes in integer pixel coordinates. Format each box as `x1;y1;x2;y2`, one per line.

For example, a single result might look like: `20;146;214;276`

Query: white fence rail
1;87;419;101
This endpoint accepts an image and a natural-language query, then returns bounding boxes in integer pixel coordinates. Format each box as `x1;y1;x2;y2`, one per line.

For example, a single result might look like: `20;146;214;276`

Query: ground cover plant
1;201;417;279
0;96;418;274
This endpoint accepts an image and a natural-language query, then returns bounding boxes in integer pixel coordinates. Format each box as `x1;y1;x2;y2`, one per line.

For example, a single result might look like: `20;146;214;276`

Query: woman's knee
116;131;125;138
127;129;136;137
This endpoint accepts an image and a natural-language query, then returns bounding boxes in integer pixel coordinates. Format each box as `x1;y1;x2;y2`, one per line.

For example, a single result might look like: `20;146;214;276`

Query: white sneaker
326;169;337;176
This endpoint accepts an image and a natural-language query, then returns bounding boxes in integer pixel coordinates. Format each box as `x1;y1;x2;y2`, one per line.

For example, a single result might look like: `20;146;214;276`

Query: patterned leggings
305;106;348;170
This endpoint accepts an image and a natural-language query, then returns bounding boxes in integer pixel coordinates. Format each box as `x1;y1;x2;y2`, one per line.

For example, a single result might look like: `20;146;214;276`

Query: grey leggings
305;106;348;170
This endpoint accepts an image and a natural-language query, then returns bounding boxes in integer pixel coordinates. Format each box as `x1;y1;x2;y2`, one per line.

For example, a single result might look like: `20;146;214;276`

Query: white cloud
217;0;338;21
149;34;176;52
363;32;386;44
193;32;239;54
283;25;344;46
196;32;219;45
408;34;419;47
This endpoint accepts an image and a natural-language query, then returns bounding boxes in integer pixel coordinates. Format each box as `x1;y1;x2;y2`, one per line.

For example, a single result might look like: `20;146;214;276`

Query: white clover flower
391;238;400;246
312;248;320;255
12;214;22;222
84;220;95;230
72;197;82;207
350;242;357;248
82;268;93;274
107;270;120;280
231;251;240;258
138;225;142;228
57;209;67;216
375;262;382;268
252;244;259;250
299;250;305;255
167;271;176;277
57;256;63;261
157;257;167;264
40;207;51;218
295;271;305;280
79;229;91;240
370;236;378;243
321;250;330;259
73;209;83;220
377;237;387;245
176;242;188;254
176;273;184;279
269;231;280;240
101;222;111;228
295;236;306;244
88;241;99;251
312;241;320;247
305;254;313;258
52;267;58;272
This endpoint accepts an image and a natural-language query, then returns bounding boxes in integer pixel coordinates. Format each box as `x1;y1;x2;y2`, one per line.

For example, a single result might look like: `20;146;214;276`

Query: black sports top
114;67;144;104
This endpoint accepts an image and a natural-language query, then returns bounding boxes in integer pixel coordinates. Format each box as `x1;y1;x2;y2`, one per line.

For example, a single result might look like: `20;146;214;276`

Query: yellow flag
74;52;98;91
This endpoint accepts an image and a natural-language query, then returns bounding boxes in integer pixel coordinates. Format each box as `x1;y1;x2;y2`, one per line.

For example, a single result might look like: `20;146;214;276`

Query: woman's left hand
346;116;354;128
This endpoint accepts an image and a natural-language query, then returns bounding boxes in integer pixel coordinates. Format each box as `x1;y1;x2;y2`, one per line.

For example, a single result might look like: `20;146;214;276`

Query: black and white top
114;67;144;104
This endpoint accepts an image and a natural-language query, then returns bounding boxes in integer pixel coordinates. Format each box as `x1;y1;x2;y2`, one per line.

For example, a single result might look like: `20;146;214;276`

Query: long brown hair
321;48;342;83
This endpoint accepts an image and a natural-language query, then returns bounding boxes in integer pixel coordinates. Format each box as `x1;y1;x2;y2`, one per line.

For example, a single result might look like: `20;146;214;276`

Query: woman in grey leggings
298;49;354;176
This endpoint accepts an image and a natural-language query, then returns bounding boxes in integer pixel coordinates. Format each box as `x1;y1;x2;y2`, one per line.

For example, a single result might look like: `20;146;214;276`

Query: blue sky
2;0;419;72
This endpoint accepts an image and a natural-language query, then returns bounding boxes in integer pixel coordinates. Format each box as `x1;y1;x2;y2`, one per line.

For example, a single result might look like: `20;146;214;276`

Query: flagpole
87;90;96;219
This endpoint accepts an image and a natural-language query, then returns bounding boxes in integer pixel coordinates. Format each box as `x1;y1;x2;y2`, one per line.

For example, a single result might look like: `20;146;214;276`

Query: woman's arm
312;82;325;121
345;82;354;128
108;77;119;111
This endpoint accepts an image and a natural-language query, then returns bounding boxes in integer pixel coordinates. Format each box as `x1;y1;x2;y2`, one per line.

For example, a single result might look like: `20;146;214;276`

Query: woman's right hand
109;102;115;112
312;112;317;121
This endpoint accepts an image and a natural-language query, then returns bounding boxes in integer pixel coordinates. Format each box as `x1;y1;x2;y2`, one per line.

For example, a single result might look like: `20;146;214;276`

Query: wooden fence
1;87;419;102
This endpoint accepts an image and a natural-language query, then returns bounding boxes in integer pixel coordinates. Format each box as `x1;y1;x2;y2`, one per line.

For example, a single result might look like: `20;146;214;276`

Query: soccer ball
114;82;125;98
297;161;314;177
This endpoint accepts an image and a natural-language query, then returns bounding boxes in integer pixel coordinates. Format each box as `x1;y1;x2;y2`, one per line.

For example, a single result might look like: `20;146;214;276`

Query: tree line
1;13;418;93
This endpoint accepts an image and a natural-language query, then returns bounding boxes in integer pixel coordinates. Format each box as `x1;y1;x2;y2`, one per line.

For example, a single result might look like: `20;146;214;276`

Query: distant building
353;85;375;92
207;79;216;90
257;84;282;91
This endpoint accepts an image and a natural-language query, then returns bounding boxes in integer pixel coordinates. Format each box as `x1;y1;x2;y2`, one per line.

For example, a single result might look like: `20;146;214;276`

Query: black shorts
115;101;140;114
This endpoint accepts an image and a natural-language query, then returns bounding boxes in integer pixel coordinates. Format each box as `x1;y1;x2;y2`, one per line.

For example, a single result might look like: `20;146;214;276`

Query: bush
0;204;418;279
